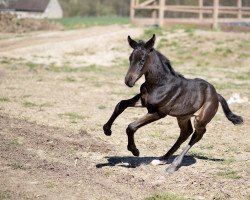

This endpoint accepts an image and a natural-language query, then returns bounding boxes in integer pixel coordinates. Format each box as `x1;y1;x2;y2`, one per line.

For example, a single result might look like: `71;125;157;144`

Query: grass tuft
104;171;113;177
59;112;85;120
64;76;76;82
98;105;106;110
22;101;38;108
0;97;10;102
143;27;166;40
145;193;185;200
26;62;40;71
157;38;168;49
0;190;12;200
217;169;241;179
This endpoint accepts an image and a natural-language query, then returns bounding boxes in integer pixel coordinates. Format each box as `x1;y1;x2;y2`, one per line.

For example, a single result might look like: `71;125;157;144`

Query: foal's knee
115;100;127;113
194;118;206;133
126;124;137;135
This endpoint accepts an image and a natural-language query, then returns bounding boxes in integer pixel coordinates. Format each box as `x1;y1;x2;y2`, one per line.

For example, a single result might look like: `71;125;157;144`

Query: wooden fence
130;0;250;29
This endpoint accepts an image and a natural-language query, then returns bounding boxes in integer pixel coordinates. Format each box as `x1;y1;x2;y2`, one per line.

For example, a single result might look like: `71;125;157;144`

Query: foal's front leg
103;94;141;136
126;113;161;156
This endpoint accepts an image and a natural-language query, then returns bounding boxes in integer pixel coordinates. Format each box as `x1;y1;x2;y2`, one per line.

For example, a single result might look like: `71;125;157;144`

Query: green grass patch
165;25;184;33
50;16;129;29
59;112;85;121
170;41;181;49
22;101;38;108
0;190;12;200
214;47;233;57
45;181;57;189
221;158;236;165
38;102;54;111
80;64;104;73
22;100;53;110
0;58;11;64
10;138;20;145
145;193;185;200
199;144;214;150
234;72;250;81
222;48;233;56
104;171;113;177
217;169;241;179
0;97;10;102
98;105;106;110
47;64;77;73
64;76;77;82
112;57;128;68
26;62;40;71
47;63;105;74
157;38;168;49
142;27;166;40
184;27;195;36
187;149;214;160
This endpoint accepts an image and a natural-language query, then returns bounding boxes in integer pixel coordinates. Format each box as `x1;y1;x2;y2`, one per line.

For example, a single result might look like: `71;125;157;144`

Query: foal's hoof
132;148;140;157
103;124;112;136
127;146;140;157
165;164;178;174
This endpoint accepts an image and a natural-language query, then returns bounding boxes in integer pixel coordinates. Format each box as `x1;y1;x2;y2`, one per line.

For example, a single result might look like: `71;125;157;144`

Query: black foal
103;34;243;173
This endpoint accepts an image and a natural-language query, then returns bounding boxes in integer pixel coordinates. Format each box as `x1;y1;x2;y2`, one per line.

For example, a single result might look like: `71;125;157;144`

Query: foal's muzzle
125;74;137;87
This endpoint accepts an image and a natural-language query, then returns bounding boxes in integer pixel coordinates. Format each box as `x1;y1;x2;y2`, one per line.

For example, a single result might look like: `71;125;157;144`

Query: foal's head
125;34;155;87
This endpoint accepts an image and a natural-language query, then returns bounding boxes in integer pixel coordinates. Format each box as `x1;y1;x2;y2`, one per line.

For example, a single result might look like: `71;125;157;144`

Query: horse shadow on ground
96;155;224;169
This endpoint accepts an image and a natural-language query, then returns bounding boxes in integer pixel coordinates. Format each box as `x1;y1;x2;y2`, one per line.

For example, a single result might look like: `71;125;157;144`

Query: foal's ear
128;35;138;49
145;34;156;50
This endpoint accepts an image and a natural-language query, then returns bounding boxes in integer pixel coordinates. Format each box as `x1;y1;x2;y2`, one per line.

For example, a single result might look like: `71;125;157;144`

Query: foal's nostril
125;76;134;87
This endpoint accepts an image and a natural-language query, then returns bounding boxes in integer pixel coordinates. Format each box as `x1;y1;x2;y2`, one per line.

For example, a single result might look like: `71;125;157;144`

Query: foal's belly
145;88;204;117
157;98;201;117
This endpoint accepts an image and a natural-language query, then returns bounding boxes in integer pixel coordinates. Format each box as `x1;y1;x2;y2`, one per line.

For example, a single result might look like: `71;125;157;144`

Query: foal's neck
145;50;175;85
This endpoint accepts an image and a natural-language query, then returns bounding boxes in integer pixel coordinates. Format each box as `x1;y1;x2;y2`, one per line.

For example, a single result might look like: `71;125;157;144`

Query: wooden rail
130;0;250;29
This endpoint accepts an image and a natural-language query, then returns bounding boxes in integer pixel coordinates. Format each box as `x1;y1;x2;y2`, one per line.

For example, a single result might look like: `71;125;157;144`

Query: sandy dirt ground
0;25;249;200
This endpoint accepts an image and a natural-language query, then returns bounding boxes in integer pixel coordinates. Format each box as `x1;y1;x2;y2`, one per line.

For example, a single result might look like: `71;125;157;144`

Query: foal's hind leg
151;117;193;165
165;118;206;173
103;94;141;136
165;101;218;173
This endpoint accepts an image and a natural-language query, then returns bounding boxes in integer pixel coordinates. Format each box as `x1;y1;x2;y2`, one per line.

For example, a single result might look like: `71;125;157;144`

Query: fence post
130;0;135;23
151;0;157;19
212;0;219;29
237;0;242;19
159;0;165;27
199;0;203;21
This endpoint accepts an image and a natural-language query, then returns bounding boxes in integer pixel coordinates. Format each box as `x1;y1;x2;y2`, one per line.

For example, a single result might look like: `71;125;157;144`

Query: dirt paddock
0;25;249;200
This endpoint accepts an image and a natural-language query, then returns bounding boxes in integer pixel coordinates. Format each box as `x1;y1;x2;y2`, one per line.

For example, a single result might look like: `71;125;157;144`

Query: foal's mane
136;40;184;78
155;50;185;78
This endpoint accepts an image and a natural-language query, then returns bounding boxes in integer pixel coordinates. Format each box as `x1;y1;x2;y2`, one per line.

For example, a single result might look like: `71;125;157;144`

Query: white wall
1;0;63;19
45;0;63;19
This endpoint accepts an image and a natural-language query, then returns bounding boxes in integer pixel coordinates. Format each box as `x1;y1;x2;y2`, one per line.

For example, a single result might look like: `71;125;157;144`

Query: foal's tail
217;94;243;125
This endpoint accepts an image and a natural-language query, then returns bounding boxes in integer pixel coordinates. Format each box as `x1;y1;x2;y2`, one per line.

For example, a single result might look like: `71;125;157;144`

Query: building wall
45;0;63;18
1;0;63;19
3;11;46;19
